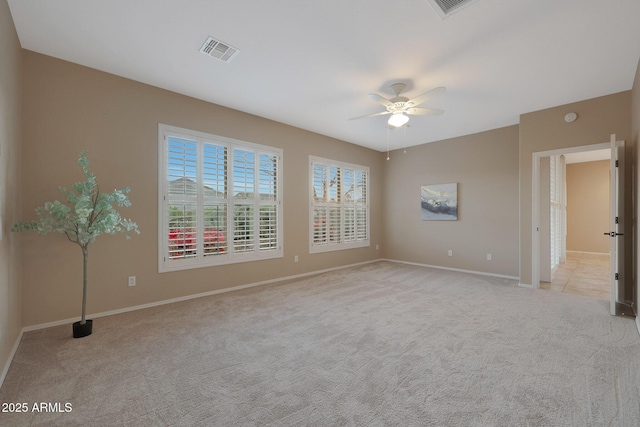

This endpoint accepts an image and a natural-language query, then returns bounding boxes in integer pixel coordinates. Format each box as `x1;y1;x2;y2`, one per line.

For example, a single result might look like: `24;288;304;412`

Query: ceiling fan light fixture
388;113;409;127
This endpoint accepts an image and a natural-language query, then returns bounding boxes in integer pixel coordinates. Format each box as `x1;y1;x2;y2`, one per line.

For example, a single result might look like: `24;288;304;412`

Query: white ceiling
7;0;640;152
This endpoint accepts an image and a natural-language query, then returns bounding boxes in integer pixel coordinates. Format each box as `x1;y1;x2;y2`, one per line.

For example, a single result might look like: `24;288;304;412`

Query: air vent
425;0;479;19
199;36;239;63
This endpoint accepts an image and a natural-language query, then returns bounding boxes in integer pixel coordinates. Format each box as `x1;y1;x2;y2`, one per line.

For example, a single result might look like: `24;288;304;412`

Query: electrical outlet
376;244;379;250
487;254;492;261
294;255;299;262
128;276;136;287
448;250;453;256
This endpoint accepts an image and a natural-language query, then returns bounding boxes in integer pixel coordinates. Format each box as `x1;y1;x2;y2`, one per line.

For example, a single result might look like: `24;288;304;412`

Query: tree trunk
81;245;88;324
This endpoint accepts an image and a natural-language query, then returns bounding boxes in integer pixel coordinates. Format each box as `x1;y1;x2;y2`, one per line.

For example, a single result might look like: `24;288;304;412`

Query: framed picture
421;183;458;221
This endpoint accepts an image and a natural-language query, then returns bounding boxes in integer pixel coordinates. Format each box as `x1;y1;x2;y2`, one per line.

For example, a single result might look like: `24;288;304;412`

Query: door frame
609;136;625;315
531;141;613;293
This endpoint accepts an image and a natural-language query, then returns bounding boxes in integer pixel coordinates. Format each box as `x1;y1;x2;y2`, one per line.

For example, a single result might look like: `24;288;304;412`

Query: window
159;124;282;272
310;156;369;253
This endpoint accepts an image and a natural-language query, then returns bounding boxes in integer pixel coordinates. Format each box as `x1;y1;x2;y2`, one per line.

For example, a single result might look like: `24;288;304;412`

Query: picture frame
421;183;458;221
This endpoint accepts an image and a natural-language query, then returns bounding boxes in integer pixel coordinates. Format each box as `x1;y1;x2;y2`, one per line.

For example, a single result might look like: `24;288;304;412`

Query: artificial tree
12;151;139;338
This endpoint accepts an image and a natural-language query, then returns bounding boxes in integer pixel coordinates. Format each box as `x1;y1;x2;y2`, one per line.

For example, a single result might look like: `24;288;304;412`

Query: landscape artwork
421;183;458;221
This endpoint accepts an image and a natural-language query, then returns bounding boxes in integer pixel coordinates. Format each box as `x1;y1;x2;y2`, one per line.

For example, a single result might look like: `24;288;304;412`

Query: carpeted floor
1;261;639;426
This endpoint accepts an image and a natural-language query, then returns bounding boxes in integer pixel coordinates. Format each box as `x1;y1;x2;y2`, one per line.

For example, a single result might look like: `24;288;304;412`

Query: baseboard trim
22;259;381;333
0;329;24;389
0;258;519;388
566;250;610;256
383;258;520;281
6;261;378;387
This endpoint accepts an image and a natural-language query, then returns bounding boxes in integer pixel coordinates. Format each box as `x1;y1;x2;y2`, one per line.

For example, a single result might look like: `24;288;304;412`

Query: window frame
309;155;370;254
158;124;283;272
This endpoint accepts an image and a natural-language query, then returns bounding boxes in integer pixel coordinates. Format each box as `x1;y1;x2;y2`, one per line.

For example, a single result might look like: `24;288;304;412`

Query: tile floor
540;251;610;300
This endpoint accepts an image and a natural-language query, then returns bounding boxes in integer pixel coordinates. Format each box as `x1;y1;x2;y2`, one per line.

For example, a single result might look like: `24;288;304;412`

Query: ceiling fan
350;83;445;127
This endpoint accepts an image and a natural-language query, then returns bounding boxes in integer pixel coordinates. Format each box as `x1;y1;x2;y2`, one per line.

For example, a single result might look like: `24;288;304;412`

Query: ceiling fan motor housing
387;100;409;113
349;84;444;122
389;82;407;95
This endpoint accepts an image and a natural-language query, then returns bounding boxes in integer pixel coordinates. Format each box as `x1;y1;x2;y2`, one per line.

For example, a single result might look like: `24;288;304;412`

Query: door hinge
615;216;619;224
615;273;619;280
615;160;619;167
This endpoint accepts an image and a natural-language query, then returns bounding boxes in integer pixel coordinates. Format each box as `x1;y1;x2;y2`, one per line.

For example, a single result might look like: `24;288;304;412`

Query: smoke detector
425;0;480;19
564;112;578;123
199;36;240;63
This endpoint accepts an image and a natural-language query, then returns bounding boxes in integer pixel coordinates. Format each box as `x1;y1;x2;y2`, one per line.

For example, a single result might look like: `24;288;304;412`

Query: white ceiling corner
7;0;640;152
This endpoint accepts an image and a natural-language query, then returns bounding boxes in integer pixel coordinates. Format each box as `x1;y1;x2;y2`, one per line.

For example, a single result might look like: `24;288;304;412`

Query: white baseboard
0;257;520;387
383;258;520;281
2;259;380;388
22;259;380;333
0;329;24;389
566;250;610;256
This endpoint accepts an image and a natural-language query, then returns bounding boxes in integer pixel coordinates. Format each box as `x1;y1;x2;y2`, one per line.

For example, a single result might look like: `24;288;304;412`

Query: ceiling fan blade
405;107;444;116
405;86;446;108
367;93;395;107
349;110;392;120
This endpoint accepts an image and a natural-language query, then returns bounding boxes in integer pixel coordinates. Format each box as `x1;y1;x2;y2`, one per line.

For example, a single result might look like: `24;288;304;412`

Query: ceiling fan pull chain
387;124;390;161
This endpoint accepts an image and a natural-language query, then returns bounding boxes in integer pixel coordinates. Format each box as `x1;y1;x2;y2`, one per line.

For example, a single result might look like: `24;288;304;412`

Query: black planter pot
72;319;93;338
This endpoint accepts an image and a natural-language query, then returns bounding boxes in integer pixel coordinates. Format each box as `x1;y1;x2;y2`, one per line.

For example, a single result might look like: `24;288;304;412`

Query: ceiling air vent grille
425;0;479;19
199;36;239;63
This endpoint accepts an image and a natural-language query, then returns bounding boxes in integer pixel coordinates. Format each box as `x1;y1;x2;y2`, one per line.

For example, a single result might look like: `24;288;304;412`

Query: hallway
540;251;609;300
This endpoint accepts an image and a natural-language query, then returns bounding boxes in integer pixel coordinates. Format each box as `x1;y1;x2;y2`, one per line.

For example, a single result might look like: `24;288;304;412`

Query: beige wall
8;18;640;334
20;51;383;326
0;0;23;378
519;91;632;288
382;125;520;278
566;160;610;253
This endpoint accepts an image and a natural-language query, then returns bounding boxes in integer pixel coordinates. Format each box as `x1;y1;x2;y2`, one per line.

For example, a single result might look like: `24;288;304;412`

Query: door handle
604;231;624;237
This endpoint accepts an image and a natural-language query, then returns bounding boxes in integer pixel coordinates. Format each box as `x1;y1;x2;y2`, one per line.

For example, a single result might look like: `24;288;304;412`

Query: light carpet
1;261;639;426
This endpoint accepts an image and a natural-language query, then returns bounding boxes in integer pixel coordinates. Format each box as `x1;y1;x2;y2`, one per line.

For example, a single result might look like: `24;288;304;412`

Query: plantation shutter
310;156;369;253
549;155;566;272
160;124;282;272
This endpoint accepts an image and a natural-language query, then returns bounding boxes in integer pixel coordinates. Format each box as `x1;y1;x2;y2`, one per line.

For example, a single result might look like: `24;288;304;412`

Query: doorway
531;138;624;315
539;150;611;300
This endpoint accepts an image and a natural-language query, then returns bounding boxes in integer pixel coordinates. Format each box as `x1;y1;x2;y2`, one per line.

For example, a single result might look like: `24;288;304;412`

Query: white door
608;135;624;315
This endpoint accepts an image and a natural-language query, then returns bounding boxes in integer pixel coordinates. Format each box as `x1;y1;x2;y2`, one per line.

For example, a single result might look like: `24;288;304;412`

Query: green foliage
12;151;140;248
